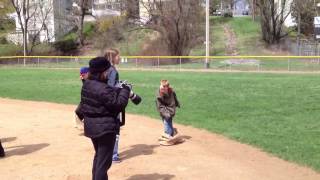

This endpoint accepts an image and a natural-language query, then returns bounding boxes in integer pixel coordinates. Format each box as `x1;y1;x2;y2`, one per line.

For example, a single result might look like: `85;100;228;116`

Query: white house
275;0;295;27
91;0;121;17
233;0;249;15
7;0;73;44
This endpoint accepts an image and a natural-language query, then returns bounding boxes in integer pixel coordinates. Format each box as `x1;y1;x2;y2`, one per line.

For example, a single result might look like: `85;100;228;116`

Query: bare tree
72;0;91;46
251;0;257;21
10;0;34;56
137;0;204;56
29;1;53;53
245;0;257;21
257;0;292;44
292;0;319;36
125;0;139;21
10;0;53;55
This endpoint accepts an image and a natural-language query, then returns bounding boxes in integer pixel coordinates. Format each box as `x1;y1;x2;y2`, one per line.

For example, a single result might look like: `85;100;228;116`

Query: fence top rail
1;55;320;60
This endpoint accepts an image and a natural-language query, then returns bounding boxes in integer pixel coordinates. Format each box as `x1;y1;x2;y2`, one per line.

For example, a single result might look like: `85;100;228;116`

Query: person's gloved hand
121;82;132;91
129;90;134;98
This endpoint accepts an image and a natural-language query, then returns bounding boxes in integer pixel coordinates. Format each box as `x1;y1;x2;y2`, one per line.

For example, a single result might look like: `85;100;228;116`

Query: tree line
0;0;319;56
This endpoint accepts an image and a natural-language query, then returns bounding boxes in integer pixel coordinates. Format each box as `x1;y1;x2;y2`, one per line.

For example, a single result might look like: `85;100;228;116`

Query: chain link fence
1;56;320;72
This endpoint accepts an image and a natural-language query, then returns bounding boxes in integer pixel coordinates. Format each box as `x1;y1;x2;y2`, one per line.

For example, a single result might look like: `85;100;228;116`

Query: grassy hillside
190;16;263;56
229;17;263;55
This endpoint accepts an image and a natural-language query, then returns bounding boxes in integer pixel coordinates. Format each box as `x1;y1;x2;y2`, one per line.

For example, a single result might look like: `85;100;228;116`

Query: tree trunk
79;13;85;46
252;0;256;21
23;20;28;56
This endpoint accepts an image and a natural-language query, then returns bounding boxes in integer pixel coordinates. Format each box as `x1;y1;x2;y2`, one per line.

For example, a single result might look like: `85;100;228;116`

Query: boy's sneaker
112;157;121;163
161;133;173;140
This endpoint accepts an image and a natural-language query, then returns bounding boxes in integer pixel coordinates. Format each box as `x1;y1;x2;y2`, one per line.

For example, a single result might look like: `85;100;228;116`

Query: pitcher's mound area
0;98;319;180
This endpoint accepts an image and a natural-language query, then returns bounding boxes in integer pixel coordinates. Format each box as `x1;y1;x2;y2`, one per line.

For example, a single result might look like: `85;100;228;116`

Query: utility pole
205;0;210;68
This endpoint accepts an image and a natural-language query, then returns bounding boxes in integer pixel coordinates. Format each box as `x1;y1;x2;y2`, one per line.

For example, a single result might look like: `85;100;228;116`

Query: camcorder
116;80;142;105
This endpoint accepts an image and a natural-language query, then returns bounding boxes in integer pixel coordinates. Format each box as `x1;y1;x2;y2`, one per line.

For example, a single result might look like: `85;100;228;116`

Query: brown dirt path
0;98;319;180
223;24;239;56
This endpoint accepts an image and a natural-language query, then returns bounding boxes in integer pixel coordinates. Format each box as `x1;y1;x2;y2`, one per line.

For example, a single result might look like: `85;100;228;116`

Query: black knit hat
89;57;111;74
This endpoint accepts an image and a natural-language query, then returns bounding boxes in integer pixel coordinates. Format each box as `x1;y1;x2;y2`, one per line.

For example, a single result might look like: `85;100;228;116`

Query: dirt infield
0;98;319;180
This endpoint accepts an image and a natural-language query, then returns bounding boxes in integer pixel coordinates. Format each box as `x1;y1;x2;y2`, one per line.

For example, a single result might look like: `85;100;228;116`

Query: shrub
0;37;8;44
53;39;78;53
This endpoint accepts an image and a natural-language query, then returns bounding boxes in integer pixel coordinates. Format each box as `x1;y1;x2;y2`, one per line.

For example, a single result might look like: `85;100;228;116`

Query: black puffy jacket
80;79;130;139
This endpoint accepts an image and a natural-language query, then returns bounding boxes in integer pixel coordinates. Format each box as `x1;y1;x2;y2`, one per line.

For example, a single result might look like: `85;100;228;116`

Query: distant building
91;0;121;17
233;0;249;15
7;0;73;44
275;0;295;27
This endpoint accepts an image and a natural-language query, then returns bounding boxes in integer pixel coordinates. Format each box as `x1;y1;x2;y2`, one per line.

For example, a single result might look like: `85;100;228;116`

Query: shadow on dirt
120;144;159;160
4;143;49;157
180;135;192;140
1;137;17;143
126;173;175;180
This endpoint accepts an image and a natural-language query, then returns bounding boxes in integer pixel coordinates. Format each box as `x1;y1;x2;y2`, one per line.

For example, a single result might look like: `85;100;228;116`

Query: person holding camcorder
79;57;131;180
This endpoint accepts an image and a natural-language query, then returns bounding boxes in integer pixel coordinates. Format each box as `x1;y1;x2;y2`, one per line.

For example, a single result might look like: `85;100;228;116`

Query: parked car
242;10;249;15
212;10;222;16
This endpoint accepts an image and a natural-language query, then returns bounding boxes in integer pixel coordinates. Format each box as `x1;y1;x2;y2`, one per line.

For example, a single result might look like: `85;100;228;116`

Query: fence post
287;58;290;71
316;44;320;65
157;56;160;68
179;57;182;71
135;58;138;68
37;57;40;67
225;61;227;71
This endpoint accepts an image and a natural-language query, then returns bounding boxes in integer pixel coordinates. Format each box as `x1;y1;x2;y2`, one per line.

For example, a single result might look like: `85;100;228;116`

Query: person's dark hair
88;57;111;81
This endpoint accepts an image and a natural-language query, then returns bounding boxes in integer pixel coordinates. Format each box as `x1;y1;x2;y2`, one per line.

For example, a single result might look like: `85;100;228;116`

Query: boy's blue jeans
163;117;174;136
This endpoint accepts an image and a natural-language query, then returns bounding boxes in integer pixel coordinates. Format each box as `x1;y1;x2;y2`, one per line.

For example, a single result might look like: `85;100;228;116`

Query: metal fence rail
1;56;320;72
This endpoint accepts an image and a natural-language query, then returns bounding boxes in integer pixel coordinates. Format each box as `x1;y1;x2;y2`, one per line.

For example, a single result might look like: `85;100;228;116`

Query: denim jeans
163;117;173;136
112;135;119;160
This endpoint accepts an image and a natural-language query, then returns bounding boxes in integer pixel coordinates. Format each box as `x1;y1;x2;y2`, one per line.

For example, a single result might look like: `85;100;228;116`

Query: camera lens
131;94;142;105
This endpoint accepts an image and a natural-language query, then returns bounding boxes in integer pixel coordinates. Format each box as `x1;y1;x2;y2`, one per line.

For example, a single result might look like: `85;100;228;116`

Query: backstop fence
1;56;320;72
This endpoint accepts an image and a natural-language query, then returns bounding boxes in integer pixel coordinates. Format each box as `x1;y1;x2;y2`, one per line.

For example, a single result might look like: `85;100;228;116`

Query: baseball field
0;68;319;179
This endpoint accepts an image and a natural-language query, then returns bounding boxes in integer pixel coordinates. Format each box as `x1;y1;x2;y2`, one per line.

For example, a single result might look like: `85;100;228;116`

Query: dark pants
91;133;116;180
0;140;4;157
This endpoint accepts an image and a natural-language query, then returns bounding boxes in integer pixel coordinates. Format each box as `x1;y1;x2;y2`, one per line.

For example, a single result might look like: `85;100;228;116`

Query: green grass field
0;68;319;171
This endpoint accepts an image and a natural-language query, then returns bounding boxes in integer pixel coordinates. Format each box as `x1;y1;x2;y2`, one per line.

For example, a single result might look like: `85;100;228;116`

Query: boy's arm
156;97;171;118
155;97;164;112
